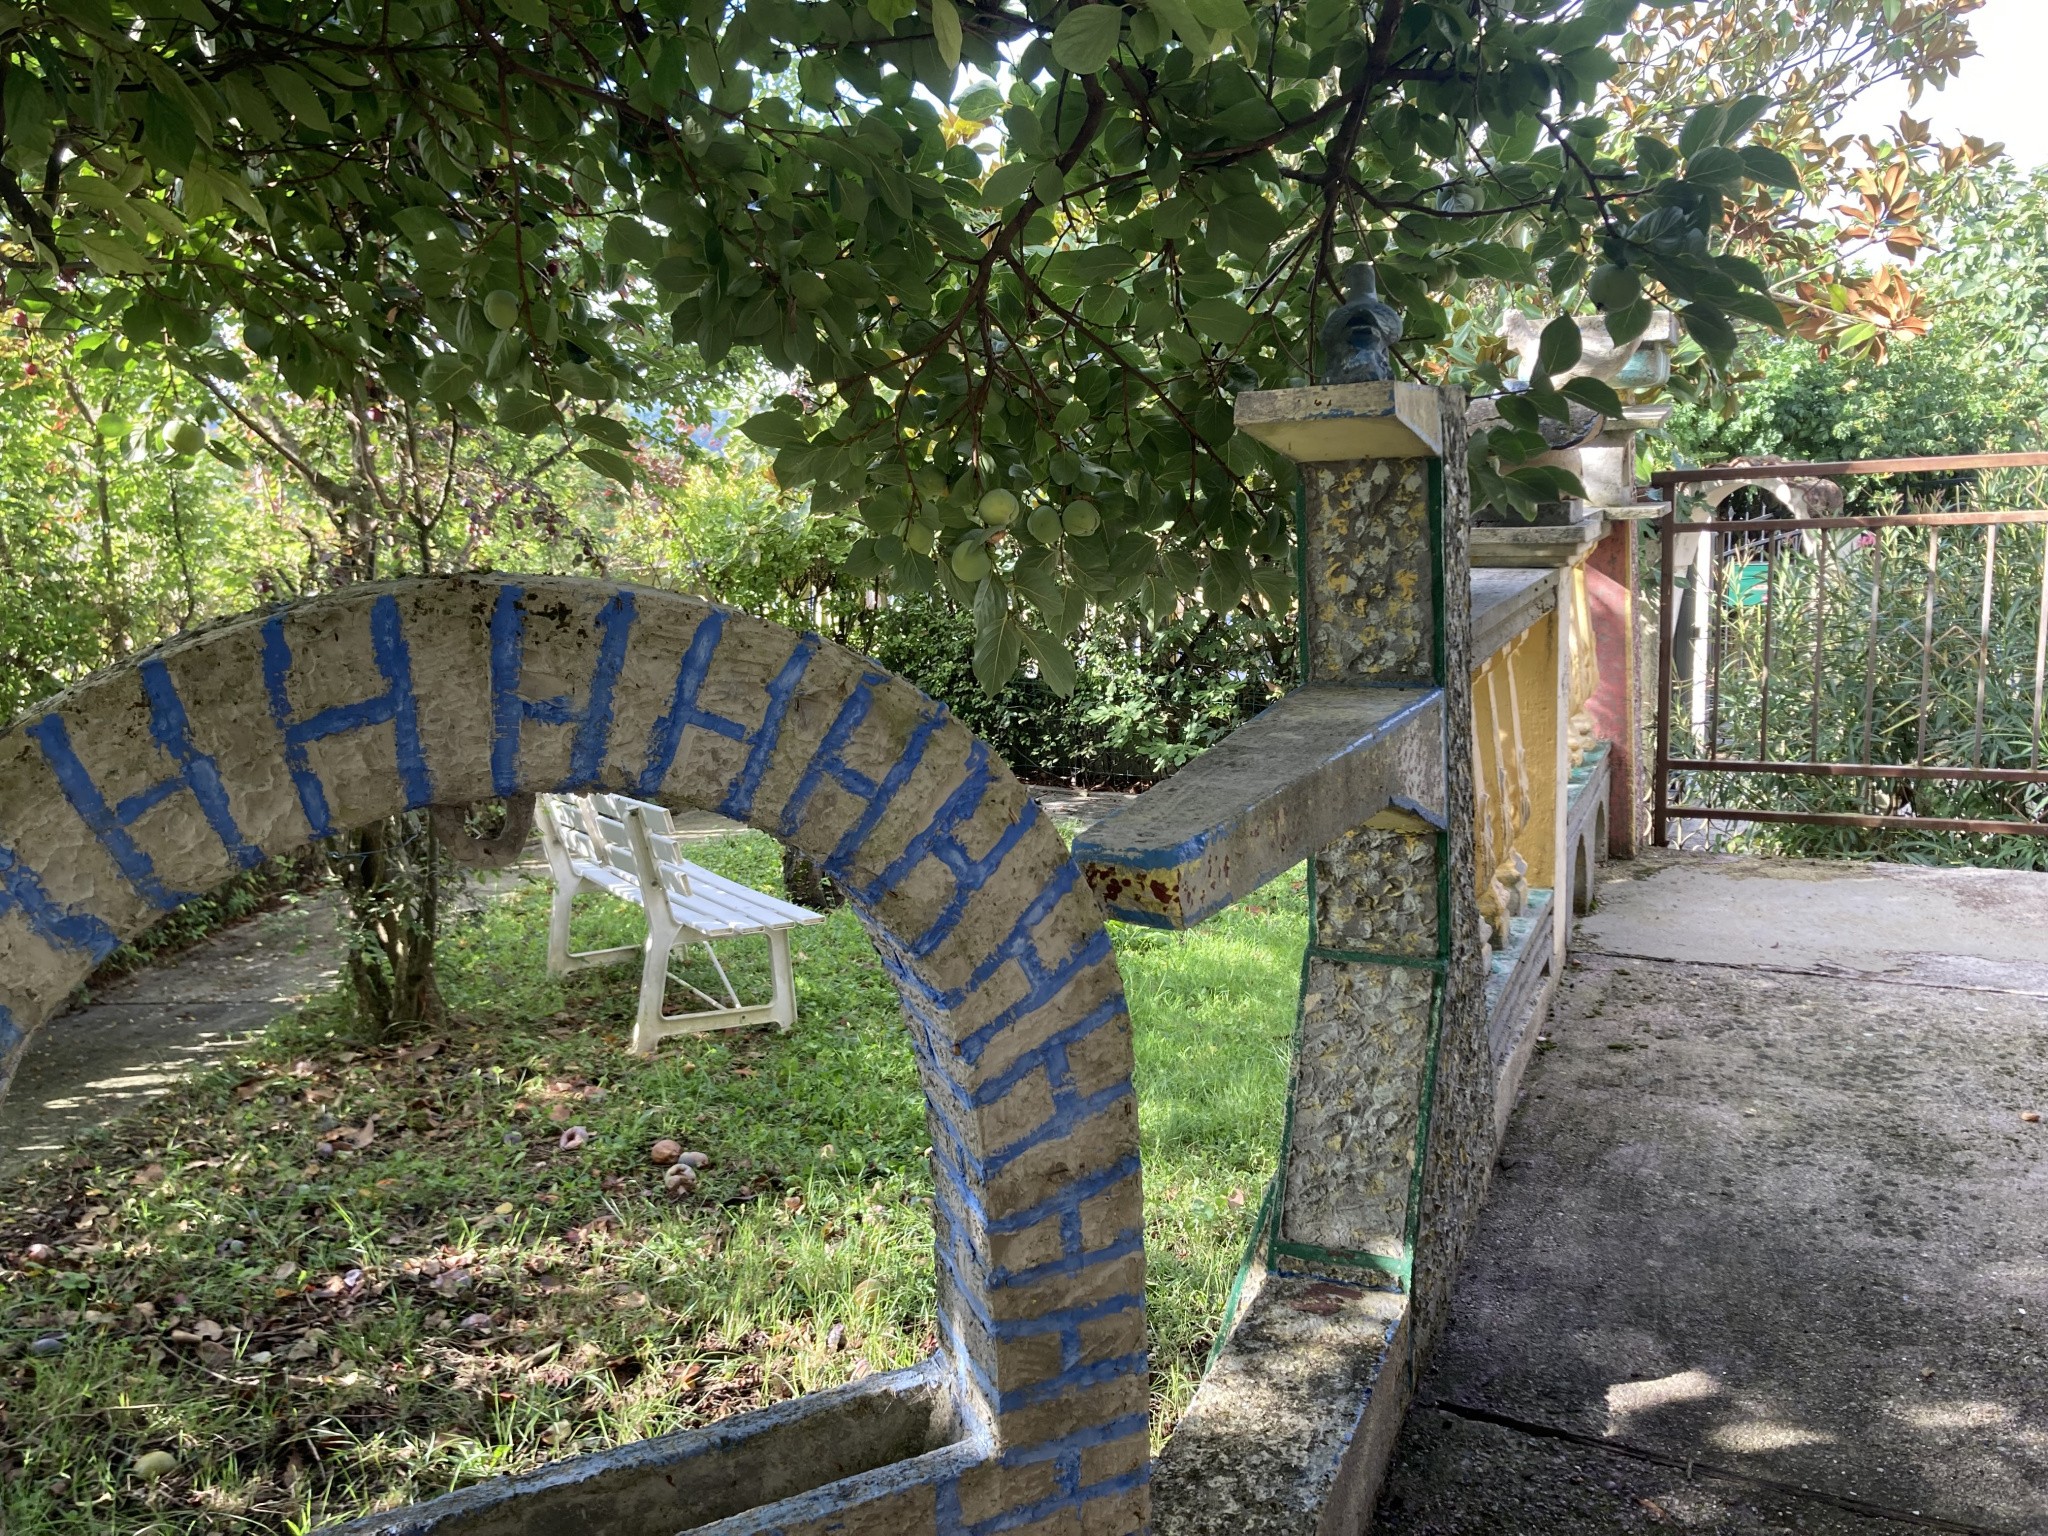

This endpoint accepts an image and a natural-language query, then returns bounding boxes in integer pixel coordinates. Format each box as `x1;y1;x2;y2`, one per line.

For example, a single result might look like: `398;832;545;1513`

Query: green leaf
494;0;551;25
972;611;1024;694
932;0;962;70
261;66;331;132
1021;624;1077;697
1453;243;1530;281
1187;296;1254;344
1738;145;1802;190
1535;315;1584;379
1720;95;1772;144
739;410;811;449
73;230;154;274
1604;295;1653;346
1183;0;1252;31
575;413;636;449
1680;303;1739;358
1685;145;1746;190
1508;464;1588;501
497;391;558;435
1714;253;1775;295
1716;287;1788;332
980;161;1036;208
1050;5;1125;74
1559;376;1625;418
1143;0;1211;53
579;448;638;489
1677;103;1726;159
958;84;1003;118
1635;134;1677;180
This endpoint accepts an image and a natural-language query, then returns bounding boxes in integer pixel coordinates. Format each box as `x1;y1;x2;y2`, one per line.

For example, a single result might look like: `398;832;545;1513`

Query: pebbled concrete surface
1378;852;2048;1536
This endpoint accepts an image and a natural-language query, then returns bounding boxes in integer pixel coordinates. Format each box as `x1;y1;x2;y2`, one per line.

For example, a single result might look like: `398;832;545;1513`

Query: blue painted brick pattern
0;576;1149;1536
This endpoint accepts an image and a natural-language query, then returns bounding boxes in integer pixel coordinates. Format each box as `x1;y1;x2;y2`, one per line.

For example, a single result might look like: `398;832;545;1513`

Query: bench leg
768;929;797;1031
630;933;796;1054
547;884;644;976
545;881;578;975
632;928;678;1056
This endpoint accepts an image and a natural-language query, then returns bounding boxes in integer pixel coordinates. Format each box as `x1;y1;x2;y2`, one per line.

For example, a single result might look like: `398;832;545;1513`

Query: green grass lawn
0;834;1302;1534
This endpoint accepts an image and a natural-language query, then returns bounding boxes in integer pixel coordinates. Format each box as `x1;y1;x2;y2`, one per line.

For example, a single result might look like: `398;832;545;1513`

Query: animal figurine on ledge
1317;263;1404;385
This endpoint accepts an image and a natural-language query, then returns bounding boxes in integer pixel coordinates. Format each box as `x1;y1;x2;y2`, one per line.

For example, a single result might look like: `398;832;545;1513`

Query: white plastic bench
533;791;827;1055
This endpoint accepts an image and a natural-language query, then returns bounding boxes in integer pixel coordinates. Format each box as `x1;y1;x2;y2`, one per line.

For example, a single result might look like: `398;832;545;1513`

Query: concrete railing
1076;383;1634;1531
0;384;1642;1535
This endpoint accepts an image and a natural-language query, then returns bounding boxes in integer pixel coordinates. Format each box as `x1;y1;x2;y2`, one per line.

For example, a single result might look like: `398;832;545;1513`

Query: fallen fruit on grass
29;1334;66;1356
678;1150;712;1169
23;1242;54;1264
664;1162;699;1194
649;1139;683;1165
559;1125;590;1150
132;1450;178;1481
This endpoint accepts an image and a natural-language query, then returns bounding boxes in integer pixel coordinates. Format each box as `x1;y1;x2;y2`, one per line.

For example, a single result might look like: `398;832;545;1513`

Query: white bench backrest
539;791;697;901
623;804;702;908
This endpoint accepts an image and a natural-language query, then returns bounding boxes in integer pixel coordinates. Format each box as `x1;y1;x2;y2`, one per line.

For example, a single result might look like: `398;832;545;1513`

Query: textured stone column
1152;384;1485;1534
1275;394;1486;1358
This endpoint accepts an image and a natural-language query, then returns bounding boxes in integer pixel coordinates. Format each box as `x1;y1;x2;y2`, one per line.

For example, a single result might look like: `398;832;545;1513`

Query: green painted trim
1307;944;1446;972
1266;942;1315;1270
1293;478;1310;689
1206;1172;1278;1378
1428;454;1448;690
1270;1238;1413;1286
1403;958;1447;1258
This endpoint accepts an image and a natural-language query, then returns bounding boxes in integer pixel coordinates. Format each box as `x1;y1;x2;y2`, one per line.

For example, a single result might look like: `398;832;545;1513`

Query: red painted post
1585;517;1643;857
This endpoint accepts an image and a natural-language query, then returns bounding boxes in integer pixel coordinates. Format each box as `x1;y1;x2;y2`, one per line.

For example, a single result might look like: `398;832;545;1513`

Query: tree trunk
780;846;845;913
334;813;447;1042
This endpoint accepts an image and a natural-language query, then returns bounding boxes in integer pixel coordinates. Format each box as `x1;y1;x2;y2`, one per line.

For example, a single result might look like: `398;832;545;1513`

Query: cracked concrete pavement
1377;851;2048;1536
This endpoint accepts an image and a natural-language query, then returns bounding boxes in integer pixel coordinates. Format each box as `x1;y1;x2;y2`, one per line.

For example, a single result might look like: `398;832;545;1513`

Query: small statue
1317;263;1403;385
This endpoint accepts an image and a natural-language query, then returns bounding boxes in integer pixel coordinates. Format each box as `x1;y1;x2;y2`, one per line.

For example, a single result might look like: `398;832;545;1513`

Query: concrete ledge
1234;382;1446;461
1076;685;1445;929
320;1359;959;1535
1469;517;1605;569
1154;1274;1410;1536
1470;568;1559;665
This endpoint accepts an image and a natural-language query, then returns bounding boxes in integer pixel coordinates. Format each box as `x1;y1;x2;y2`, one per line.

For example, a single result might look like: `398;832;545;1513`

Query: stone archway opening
0;575;1149;1536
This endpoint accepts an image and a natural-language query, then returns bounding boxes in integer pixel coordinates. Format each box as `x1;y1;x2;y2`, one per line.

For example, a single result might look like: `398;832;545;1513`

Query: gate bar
1650;451;2048;485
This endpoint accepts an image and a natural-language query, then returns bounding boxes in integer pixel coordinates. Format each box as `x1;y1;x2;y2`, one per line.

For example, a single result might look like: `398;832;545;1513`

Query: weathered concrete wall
1584;521;1640;858
0;576;1147;1535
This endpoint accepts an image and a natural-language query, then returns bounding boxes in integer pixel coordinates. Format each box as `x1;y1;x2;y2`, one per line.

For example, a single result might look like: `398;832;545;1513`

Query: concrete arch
0;575;1147;1535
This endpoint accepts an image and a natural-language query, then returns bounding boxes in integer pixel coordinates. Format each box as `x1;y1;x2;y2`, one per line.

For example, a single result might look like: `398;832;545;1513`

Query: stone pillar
1278;396;1487;1341
1586;518;1642;857
1152;384;1487;1535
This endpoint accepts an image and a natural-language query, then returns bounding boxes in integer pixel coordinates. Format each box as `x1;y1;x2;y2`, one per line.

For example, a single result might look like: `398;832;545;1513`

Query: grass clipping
0;834;1301;1533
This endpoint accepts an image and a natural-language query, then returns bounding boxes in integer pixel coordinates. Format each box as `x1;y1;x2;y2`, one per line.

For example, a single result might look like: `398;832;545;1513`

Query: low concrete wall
0;575;1149;1535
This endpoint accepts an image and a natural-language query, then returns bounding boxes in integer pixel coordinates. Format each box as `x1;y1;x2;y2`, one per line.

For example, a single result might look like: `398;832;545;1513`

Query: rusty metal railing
1650;454;2048;847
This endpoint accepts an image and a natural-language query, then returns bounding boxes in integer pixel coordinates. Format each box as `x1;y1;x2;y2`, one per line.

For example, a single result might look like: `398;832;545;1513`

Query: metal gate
1650;453;2048;847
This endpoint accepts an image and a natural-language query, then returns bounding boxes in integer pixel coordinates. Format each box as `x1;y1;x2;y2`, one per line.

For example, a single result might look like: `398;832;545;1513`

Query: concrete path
0;897;341;1175
1378;851;2048;1536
